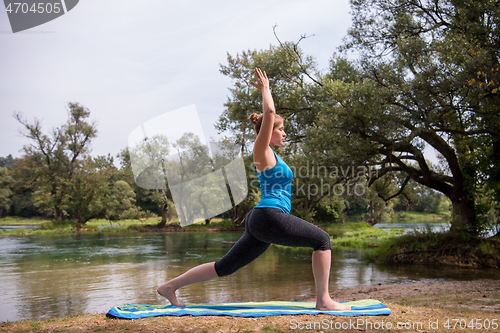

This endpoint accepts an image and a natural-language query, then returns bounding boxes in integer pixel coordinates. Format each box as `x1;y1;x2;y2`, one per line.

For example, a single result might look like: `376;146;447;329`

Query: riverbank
1;280;498;332
371;230;500;268
0;217;241;236
0;217;399;241
0;212;444;237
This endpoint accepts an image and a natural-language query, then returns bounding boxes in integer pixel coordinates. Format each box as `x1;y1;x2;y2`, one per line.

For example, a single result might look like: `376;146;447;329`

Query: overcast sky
1;0;355;162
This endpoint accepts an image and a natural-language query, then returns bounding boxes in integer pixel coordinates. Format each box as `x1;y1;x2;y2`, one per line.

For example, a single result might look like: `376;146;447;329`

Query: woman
157;68;350;311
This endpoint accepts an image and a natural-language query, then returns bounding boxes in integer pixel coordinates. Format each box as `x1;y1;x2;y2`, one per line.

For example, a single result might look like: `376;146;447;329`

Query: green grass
274;222;403;250
86;218;152;228
348;211;450;222
183;218;236;229
324;222;401;248
392;211;451;220
0;216;49;225
0;216;240;236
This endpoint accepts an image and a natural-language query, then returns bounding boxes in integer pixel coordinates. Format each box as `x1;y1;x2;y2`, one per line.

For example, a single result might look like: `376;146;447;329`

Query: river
0;223;498;322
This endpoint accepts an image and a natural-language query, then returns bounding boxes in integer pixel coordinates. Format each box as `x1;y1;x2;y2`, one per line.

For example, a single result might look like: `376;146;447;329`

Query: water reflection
0;231;498;322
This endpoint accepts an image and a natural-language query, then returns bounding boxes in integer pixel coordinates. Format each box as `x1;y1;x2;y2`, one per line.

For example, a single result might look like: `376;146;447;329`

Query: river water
0;225;498;322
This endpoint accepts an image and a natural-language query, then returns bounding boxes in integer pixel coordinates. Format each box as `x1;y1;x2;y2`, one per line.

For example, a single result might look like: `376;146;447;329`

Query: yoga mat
106;299;391;319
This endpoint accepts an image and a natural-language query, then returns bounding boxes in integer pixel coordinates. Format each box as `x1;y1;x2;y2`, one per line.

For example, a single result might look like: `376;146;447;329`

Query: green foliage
0;167;14;218
14;103;98;219
7;156;39;217
38;219;75;230
310;0;500;235
0;216;48;225
312;195;346;222
218;44;358;221
480;240;491;255
105;180;146;221
65;155;116;225
217;37;496;226
0;155;16;171
217;43;320;152
327;222;397;248
4;0;499;232
12;103;119;224
401;182;453;216
344;195;370;217
475;187;500;237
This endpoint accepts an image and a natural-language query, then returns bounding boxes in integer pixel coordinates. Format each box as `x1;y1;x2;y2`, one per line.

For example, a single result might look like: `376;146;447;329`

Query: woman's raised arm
250;68;276;161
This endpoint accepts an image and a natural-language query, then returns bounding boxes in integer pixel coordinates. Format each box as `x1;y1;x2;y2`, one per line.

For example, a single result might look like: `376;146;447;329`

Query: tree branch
380;175;411;202
273;24;323;87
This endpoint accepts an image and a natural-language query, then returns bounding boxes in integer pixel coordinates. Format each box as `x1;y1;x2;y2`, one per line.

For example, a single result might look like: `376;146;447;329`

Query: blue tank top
254;148;293;214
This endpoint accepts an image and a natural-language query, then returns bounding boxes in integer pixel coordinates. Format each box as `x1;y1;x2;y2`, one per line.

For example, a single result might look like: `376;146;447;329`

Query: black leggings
214;207;331;277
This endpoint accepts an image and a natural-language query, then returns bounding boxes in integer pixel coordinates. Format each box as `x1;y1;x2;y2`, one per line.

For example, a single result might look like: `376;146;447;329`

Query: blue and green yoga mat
106;299;391;319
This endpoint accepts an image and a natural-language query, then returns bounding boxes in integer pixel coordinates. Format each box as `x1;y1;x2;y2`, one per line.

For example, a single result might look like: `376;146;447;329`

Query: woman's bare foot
315;298;351;311
157;283;184;307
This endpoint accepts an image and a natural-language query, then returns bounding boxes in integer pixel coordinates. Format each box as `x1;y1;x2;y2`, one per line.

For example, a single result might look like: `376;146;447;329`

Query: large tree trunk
158;201;168;227
157;194;172;228
449;193;476;235
448;161;477;235
157;188;172;228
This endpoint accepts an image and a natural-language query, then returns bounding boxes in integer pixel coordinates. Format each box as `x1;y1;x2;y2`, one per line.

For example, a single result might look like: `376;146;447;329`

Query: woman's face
270;122;286;146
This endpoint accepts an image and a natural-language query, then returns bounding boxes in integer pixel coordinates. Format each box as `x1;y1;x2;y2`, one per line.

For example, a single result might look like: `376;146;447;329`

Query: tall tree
217;43;320;154
217;44;343;219
14;102;99;221
304;0;500;235
66;155;116;226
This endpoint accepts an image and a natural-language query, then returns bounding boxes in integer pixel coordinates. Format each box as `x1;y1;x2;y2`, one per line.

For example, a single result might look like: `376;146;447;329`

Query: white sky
0;0;439;164
0;0;353;161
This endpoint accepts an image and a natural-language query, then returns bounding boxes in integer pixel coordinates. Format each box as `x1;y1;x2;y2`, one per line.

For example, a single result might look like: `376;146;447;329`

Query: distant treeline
0;101;451;226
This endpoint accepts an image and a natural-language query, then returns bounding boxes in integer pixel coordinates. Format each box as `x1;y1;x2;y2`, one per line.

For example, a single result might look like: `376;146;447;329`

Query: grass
0;216;49;225
271;222;403;251
392;211;450;220
0;216;240;236
349;211;451;222
325;222;403;248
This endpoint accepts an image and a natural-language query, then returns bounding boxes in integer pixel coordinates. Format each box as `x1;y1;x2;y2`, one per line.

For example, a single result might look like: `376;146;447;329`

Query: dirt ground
332;280;500;314
1;280;499;333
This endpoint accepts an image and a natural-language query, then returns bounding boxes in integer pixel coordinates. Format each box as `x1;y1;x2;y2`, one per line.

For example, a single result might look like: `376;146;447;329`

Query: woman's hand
250;67;269;92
